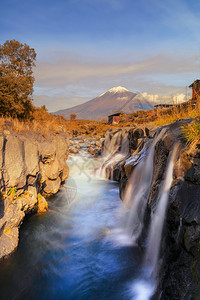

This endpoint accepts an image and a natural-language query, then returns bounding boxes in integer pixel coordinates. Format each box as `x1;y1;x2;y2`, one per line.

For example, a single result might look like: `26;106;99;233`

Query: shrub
181;119;200;150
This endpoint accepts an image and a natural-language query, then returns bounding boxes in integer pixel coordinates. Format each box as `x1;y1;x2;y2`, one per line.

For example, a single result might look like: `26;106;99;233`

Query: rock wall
107;120;200;299
0;130;69;260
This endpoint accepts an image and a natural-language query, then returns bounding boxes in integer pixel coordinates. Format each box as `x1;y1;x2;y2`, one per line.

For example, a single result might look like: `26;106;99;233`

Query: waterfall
144;143;179;276
130;143;179;300
123;128;166;244
101;126;180;298
100;130;129;179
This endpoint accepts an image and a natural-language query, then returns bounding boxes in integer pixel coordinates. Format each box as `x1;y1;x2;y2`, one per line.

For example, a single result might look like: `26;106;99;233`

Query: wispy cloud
33;52;196;112
34;53;198;88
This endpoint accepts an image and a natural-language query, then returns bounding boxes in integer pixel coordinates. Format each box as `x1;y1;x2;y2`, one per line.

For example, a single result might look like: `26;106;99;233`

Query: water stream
0;133;177;300
123;129;166;245
0;150;142;300
100;130;129;179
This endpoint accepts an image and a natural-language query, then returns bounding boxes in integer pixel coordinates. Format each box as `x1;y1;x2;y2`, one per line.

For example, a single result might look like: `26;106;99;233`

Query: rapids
0;132;177;300
0;150;142;300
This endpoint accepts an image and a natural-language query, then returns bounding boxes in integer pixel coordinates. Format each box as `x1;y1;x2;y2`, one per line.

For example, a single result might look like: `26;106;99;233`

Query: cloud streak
34;53;198;87
33;50;197;112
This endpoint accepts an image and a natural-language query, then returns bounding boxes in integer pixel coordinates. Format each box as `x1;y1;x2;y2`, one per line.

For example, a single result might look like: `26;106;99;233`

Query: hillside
54;86;153;120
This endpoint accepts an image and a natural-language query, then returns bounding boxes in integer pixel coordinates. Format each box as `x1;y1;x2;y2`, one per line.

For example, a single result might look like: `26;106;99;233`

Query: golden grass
119;97;200;128
181;119;200;152
0;97;199;138
0;108;117;137
152;101;199;126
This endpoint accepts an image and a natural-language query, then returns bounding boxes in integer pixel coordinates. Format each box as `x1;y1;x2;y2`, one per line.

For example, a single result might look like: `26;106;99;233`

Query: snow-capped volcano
98;86;130;97
54;86;153;120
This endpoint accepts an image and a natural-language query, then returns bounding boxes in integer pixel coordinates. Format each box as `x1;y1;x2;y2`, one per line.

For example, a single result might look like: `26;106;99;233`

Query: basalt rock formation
0;130;69;260
103;119;200;299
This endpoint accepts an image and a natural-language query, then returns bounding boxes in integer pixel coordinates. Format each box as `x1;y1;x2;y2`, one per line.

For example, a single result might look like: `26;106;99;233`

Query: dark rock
128;128;144;151
109;120;200;299
145;127;150;137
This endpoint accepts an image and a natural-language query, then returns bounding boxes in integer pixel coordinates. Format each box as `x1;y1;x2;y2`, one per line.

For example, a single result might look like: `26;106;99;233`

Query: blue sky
1;0;200;111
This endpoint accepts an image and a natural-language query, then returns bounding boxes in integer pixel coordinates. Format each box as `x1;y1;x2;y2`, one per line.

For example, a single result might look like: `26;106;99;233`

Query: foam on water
130;279;155;300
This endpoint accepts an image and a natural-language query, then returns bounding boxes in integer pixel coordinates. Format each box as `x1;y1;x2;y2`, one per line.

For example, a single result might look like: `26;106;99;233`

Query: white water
99;130;129;179
144;143;179;275
100;128;180;299
123;129;166;244
96;128;179;299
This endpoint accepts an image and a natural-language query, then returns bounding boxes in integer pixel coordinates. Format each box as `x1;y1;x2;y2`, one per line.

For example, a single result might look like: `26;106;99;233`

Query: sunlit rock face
0;130;69;260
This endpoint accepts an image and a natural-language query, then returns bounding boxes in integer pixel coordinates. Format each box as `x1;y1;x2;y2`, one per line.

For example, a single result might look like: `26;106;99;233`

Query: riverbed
0;151;144;300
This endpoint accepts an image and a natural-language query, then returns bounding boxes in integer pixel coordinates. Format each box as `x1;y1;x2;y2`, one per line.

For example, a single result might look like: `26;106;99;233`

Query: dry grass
119;97;200;128
181;118;200;152
0;106;118;137
152;100;199;126
1;96;199;138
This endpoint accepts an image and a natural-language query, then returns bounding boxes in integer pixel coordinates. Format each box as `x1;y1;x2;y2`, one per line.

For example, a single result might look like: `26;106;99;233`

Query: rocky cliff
104;120;200;299
0;130;69;260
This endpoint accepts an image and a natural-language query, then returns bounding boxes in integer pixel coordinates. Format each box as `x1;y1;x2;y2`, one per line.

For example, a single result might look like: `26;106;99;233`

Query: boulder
128;128;144;152
43;177;61;195
88;147;95;155
69;148;79;154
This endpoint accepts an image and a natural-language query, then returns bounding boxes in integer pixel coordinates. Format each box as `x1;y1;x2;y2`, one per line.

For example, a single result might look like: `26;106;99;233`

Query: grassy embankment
0;106;116;137
120;97;200;126
0;97;199;146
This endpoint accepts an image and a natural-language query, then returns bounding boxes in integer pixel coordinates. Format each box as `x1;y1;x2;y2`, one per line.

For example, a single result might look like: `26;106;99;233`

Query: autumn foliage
0;40;36;119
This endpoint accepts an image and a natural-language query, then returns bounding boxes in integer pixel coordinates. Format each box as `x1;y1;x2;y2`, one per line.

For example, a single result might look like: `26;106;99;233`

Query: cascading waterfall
123;128;166;244
131;143;179;300
100;130;129;179
100;127;179;298
144;143;179;276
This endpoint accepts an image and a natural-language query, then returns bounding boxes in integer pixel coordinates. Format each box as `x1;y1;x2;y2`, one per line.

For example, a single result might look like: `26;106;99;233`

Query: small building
108;113;120;124
154;104;173;109
189;80;200;99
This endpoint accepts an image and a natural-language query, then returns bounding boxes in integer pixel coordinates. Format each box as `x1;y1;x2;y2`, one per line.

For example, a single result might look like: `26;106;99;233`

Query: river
0;150;144;300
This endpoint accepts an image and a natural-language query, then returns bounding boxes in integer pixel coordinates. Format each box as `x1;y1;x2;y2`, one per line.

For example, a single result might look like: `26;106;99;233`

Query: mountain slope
54;86;153;120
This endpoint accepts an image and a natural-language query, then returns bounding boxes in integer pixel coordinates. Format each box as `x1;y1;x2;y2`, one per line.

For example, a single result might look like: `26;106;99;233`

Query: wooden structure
189;80;200;99
108;113;120;124
154;104;173;109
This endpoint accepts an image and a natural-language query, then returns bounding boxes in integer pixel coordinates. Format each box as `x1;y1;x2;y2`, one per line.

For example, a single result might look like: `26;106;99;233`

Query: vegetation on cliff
0;40;36;119
181;118;200;150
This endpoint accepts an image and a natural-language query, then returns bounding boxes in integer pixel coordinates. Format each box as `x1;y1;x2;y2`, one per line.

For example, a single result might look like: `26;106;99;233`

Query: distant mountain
54;86;153;120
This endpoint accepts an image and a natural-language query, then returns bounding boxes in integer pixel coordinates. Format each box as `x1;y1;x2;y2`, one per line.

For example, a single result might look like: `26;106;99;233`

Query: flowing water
114;129;166;246
130;143;179;300
0;133;177;300
0;150;143;300
100;130;129;179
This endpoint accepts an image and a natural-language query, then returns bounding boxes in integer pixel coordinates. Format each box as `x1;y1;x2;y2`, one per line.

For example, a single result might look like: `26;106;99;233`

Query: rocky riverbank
0;130;69;260
101;119;200;299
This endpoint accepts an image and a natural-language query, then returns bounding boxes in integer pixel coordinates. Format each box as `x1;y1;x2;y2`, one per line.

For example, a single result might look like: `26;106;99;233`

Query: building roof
154;104;173;108
108;112;121;117
189;79;200;88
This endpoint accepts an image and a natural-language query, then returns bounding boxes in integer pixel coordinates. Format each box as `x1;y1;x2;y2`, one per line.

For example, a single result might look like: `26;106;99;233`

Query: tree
70;114;76;121
0;40;36;119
